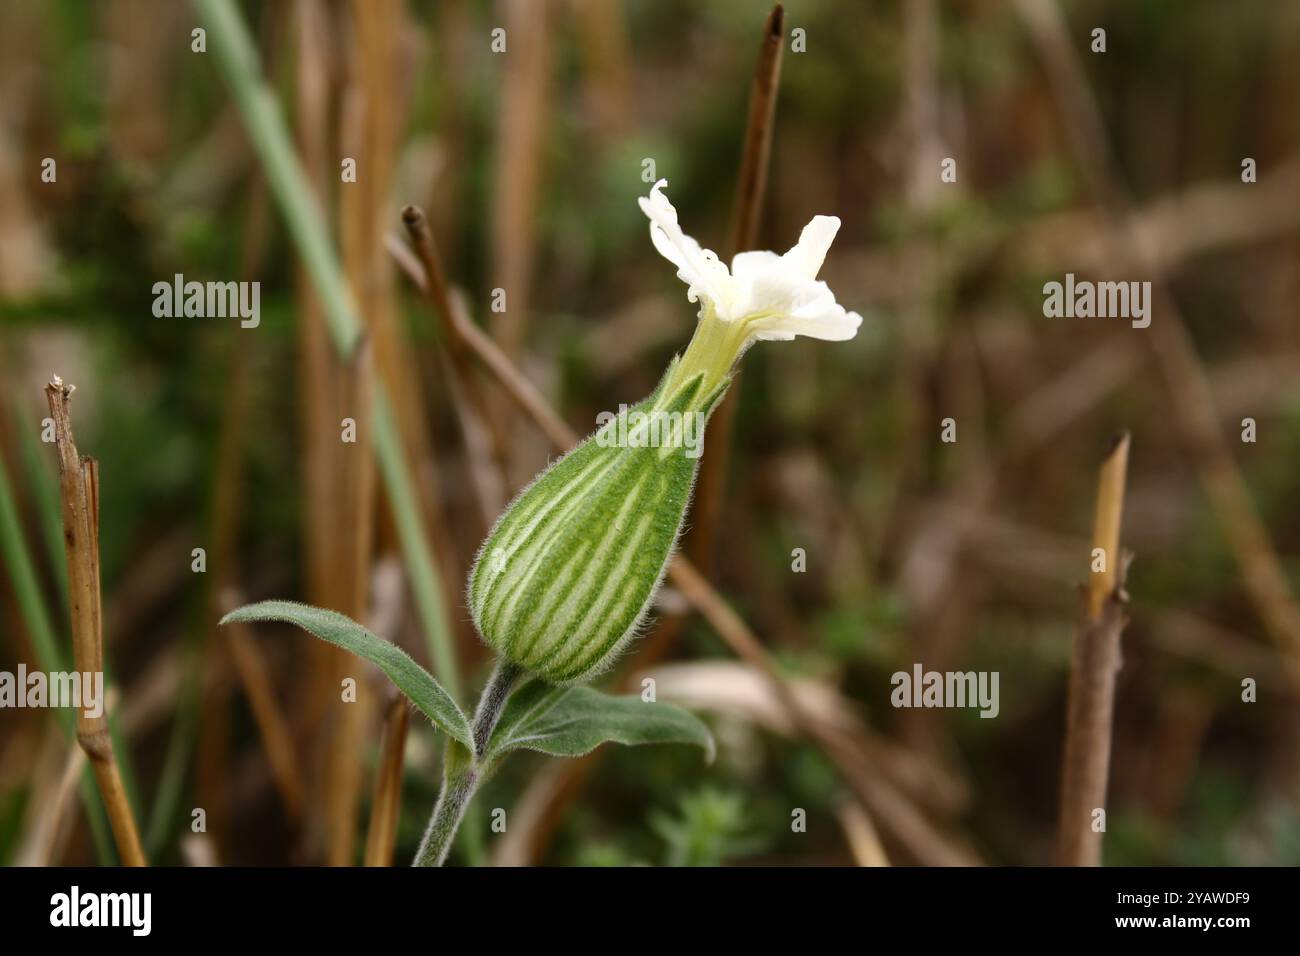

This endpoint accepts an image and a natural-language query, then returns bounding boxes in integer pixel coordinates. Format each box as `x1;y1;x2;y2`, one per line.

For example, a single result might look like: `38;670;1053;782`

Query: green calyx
662;302;753;400
468;328;733;685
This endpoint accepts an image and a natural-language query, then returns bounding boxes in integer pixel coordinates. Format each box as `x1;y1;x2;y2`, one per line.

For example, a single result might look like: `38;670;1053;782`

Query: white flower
638;178;863;345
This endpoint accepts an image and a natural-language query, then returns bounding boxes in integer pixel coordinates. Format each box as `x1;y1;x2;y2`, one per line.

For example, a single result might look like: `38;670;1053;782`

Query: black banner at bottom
0;865;1278;942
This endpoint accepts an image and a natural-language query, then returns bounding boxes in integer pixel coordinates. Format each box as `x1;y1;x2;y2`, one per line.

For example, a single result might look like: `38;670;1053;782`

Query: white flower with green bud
469;179;862;684
219;181;860;867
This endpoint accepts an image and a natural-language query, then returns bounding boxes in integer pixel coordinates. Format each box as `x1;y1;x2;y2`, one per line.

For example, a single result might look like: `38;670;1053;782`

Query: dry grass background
1;0;1299;866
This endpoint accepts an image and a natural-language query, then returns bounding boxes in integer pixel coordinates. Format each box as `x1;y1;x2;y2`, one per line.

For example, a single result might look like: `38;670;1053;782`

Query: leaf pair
219;601;714;763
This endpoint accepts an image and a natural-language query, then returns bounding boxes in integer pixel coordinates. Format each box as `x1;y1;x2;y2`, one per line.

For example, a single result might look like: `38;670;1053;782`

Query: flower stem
471;660;524;758
413;660;523;866
413;744;477;868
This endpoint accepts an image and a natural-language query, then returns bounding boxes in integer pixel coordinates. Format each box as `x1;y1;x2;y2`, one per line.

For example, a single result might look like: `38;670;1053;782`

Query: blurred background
2;0;1299;866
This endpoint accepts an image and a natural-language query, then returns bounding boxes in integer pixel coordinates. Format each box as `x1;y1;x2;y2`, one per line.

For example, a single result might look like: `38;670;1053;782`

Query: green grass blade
192;0;462;702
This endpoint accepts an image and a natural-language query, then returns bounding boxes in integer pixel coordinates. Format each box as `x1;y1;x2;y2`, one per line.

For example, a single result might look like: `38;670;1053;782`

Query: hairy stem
413;660;523;866
414;743;477;868
471;660;523;758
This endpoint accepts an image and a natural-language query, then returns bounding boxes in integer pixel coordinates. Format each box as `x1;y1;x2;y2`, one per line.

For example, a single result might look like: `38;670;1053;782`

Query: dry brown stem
1057;434;1131;866
44;376;146;866
362;694;409;867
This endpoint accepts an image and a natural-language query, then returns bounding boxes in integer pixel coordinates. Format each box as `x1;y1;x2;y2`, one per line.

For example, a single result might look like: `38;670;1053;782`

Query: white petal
731;263;813;319
782;215;840;280
730;250;782;284
638;179;732;308
743;277;863;343
748;305;863;343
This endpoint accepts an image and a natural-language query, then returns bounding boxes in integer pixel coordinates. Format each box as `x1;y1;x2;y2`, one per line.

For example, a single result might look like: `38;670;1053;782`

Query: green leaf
220;600;471;747
487;682;715;763
487;678;569;749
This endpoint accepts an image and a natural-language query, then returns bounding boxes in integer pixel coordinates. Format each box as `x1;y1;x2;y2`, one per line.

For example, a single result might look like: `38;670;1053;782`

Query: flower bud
469;178;862;685
469;362;727;684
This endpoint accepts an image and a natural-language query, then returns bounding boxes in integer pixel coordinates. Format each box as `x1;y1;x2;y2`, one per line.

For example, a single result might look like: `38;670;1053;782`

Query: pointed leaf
220;600;471;747
488;684;714;762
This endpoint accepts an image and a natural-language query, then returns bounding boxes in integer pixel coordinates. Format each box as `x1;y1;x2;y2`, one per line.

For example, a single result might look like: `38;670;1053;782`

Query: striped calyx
468;360;728;684
468;179;864;685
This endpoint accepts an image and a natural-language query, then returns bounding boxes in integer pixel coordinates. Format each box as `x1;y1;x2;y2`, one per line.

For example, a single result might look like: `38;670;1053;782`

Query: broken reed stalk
363;693;410;866
1057;431;1131;866
44;377;147;867
1087;433;1129;621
